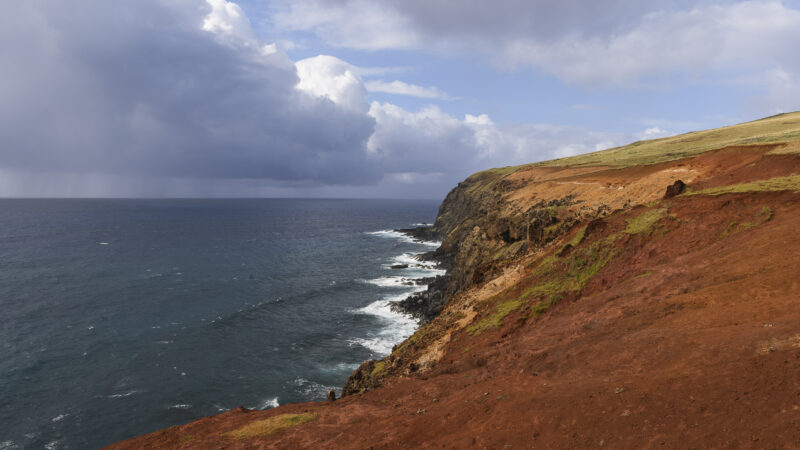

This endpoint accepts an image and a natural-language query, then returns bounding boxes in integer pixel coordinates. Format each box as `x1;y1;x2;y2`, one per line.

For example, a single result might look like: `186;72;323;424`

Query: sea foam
366;229;440;247
363;276;424;288
260;397;279;409
350;293;420;356
351;228;443;356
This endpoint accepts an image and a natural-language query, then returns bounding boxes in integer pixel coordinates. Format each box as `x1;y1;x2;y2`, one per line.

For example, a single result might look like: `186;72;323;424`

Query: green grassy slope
485;111;800;174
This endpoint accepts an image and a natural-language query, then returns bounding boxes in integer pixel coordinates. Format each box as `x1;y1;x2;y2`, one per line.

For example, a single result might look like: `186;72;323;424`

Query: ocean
0;199;442;449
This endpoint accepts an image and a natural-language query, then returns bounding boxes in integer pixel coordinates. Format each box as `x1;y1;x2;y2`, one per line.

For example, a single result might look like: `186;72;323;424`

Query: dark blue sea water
0;199;441;449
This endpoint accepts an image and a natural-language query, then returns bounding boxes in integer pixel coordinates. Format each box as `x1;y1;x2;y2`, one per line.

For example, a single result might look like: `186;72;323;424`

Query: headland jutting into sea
114;112;800;448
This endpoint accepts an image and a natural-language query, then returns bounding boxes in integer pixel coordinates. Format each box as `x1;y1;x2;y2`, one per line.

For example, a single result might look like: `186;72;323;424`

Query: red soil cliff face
110;132;800;448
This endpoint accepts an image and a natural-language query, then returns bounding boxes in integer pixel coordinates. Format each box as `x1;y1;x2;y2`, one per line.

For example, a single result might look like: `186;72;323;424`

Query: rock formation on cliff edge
111;112;800;448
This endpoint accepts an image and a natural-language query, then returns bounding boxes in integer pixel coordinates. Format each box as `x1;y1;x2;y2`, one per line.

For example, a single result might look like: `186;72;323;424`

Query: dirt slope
110;113;800;449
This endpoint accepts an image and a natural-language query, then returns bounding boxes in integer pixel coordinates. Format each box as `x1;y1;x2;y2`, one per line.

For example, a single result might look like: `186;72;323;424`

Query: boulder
664;180;686;199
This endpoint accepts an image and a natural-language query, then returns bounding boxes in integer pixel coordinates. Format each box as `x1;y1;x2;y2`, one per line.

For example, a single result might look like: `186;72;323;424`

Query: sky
1;0;800;199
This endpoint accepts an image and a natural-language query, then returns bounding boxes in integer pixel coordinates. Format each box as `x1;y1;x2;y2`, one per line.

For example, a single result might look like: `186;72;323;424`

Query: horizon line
0;196;443;201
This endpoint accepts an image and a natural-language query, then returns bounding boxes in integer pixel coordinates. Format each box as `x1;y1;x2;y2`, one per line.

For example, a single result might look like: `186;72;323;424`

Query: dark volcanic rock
326;389;336;402
342;360;376;396
394;226;441;243
664;180;686;198
390;264;409;269
390;275;449;323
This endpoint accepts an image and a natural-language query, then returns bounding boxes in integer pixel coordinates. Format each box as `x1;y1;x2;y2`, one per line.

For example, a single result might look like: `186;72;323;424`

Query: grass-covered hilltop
112;112;800;449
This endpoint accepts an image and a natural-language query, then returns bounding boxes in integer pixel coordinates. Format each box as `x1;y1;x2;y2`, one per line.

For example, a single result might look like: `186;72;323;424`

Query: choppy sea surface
0;199;441;449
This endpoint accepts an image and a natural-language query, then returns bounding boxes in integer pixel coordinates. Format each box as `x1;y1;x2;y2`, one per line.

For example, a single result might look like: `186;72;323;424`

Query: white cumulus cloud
364;80;453;100
296;55;369;112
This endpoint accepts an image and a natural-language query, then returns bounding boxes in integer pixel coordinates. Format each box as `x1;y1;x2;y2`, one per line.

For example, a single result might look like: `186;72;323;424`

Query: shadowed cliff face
110;112;800;449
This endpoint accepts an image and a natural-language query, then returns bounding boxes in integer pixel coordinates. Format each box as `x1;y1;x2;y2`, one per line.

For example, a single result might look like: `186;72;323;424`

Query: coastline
348;226;445;362
107;111;800;449
388;225;450;324
342;225;450;396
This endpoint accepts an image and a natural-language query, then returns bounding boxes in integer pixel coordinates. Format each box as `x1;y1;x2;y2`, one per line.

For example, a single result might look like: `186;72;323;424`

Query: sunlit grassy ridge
474;111;800;176
540;111;800;168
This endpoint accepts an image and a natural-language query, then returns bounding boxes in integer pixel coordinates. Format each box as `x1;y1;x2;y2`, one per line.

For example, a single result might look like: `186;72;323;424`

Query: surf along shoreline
343;224;451;396
386;225;450;324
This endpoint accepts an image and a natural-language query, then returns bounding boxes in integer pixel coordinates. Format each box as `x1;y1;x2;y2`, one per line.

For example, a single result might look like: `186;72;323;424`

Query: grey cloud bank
0;0;647;198
1;1;376;192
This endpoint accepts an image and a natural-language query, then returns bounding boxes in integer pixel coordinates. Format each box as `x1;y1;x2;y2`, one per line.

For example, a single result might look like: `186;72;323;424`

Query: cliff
111;112;800;448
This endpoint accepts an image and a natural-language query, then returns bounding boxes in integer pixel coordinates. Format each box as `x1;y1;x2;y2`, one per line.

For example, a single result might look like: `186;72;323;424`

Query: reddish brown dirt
500;145;788;217
111;190;800;449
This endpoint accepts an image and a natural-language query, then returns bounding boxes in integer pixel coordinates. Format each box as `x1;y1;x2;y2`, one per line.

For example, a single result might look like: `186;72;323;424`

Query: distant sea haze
0;198;441;449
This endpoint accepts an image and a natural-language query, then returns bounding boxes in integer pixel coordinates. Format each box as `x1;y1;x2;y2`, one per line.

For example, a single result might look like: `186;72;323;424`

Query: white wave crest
350;294;419;356
169;404;192;410
260;397;279;409
108;390;140;399
384;253;447;276
362;276;423;288
366;229;440;247
290;378;339;401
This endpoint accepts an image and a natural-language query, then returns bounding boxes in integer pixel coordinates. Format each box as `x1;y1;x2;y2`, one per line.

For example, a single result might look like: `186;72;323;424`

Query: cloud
0;0;638;198
498;1;800;88
366;102;628;183
272;0;421;50
295;55;370;112
272;0;800;95
364;80;453;100
637;127;673;140
202;0;259;49
0;0;378;193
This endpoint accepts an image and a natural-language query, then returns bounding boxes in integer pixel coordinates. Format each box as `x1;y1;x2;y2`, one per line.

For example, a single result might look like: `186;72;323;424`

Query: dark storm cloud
386;0;702;40
0;0;377;186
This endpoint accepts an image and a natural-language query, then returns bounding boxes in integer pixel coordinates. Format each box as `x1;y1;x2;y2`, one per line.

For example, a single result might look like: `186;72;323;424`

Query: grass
525;232;619;302
466;299;523;335
767;141;800;155
757;206;773;221
443;113;800;232
534;111;800;168
686;175;800;196
566;225;587;247
462;112;800;180
371;361;387;377
467;205;672;335
531;295;563;316
625;208;668;235
493;241;524;261
717;206;774;241
465;226;622;335
224;413;317;439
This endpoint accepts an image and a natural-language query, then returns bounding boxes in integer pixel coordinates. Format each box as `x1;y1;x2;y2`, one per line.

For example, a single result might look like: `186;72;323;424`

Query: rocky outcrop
664;179;687;198
390;275;448;323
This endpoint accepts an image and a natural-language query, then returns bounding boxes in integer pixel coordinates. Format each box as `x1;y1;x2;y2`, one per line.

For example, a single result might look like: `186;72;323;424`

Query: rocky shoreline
387;226;451;324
